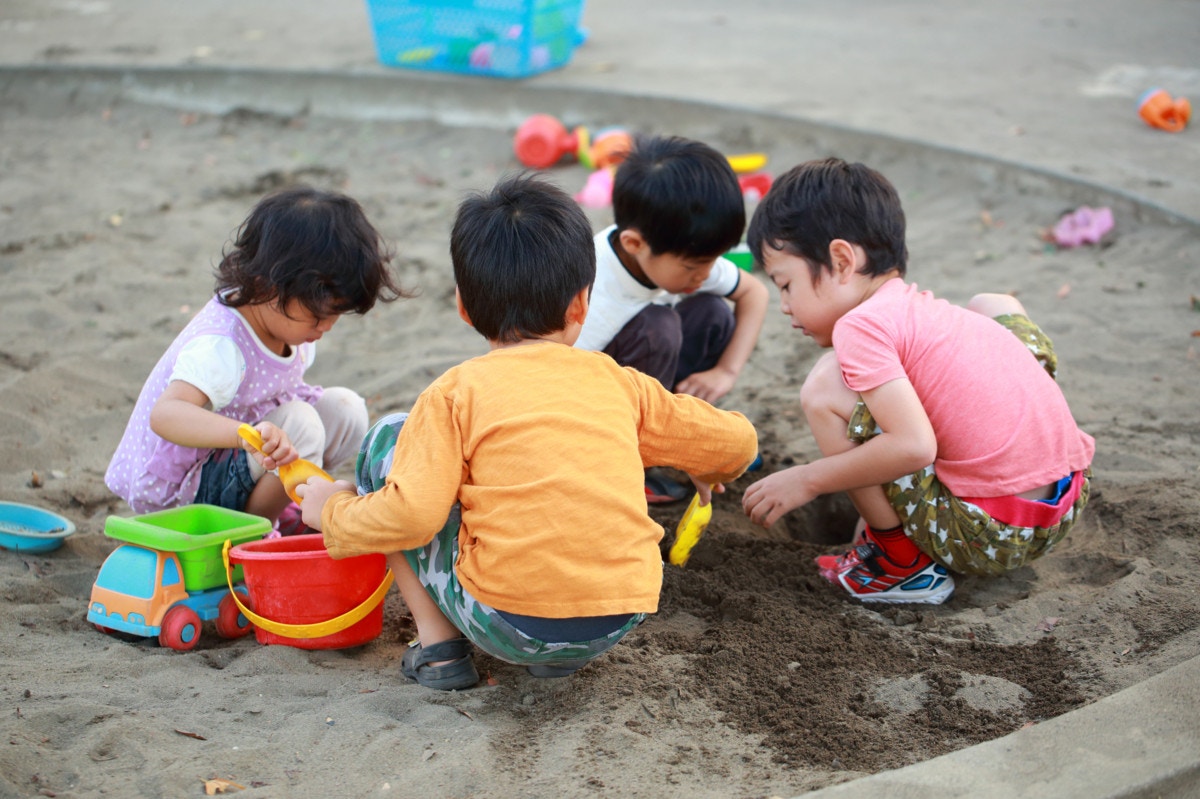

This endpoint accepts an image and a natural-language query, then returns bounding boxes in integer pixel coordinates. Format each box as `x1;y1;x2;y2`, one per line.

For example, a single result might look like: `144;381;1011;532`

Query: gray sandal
401;638;479;691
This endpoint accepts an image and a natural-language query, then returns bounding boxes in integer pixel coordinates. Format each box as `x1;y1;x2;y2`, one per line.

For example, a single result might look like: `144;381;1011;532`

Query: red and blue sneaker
816;525;954;605
644;467;689;505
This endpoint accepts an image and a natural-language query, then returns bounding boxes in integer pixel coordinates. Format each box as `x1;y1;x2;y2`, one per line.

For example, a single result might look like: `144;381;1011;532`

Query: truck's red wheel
216;590;254;639
159;605;202;651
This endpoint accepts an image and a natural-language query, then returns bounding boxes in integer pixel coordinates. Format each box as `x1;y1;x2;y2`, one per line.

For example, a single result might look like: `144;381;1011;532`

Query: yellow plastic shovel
667;489;713;567
726;152;768;173
237;423;332;504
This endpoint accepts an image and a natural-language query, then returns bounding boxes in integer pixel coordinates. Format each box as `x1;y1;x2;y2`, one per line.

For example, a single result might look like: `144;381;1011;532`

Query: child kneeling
300;174;758;689
741;158;1095;605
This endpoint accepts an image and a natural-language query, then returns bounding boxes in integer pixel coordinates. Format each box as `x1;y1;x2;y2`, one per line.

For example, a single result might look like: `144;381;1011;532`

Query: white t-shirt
575;226;742;352
169;315;317;411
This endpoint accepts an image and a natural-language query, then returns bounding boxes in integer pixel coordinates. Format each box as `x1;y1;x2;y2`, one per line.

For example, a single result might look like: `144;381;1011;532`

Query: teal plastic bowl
0;501;76;553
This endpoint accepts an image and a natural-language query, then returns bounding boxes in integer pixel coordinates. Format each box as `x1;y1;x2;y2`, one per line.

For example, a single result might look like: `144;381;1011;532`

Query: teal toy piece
0;501;75;553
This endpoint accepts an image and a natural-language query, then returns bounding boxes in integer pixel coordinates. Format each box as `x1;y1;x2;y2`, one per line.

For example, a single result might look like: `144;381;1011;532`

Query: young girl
105;185;408;530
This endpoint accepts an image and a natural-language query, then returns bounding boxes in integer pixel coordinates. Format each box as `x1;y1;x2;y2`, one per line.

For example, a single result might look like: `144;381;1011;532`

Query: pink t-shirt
833;279;1095;497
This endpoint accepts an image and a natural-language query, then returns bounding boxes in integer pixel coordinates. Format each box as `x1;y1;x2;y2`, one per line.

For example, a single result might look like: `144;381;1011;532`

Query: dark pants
194;448;256;512
602;294;735;390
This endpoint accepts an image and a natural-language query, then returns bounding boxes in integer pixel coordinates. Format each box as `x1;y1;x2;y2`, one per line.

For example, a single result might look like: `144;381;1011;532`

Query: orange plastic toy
1138;88;1191;133
580;127;632;170
513;113;591;169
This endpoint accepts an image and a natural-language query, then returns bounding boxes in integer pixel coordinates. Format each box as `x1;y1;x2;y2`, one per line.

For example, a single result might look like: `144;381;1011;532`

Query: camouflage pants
846;314;1090;577
356;412;645;666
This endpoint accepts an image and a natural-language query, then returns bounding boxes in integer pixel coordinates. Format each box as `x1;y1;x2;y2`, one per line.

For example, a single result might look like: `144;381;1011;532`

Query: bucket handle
222;539;394;639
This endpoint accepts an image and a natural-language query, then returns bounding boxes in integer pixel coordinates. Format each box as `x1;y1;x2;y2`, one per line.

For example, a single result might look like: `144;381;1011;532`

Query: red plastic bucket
227;534;389;650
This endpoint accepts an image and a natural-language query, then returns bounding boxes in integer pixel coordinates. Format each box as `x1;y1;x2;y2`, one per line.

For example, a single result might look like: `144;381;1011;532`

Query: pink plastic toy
1051;206;1114;248
575;168;614;208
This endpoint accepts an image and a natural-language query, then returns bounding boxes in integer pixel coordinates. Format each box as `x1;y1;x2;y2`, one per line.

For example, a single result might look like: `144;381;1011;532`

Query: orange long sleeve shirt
321;342;757;618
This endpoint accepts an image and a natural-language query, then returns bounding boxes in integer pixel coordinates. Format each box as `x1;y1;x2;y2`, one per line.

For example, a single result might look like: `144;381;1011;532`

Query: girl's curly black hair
216;185;411;317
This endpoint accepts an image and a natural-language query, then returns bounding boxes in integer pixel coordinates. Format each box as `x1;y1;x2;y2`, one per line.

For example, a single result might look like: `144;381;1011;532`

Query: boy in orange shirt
299;174;757;690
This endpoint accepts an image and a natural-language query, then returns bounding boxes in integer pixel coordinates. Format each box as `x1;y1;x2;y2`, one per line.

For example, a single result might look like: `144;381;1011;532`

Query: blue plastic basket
365;0;587;78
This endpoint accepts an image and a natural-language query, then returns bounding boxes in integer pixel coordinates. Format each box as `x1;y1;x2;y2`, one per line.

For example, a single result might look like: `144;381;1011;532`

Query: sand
2;84;1199;799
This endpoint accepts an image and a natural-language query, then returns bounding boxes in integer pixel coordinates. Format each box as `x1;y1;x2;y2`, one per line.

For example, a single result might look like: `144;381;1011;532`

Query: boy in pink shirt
741;158;1095;604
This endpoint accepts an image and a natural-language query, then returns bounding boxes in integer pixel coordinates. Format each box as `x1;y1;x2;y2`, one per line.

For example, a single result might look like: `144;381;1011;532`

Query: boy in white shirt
576;135;769;503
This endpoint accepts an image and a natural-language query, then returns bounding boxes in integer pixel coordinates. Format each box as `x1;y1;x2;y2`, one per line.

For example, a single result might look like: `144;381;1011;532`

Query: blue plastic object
365;0;588;78
0;501;76;553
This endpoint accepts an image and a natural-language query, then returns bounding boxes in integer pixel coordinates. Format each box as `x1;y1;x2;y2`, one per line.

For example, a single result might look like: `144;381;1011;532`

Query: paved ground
2;2;1198;797
2;0;1198;222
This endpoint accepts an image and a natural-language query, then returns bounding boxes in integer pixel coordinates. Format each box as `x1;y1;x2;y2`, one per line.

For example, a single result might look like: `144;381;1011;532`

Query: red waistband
961;471;1085;528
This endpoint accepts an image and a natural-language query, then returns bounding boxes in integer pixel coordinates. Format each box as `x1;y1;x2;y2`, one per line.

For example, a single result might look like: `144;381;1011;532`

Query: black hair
612;135;745;259
215;185;408;317
451;173;596;344
747;157;907;282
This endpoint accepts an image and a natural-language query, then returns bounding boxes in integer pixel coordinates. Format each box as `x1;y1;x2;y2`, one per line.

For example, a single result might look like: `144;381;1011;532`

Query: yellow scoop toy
667;489;713;568
237;423;332;504
726;152;768;174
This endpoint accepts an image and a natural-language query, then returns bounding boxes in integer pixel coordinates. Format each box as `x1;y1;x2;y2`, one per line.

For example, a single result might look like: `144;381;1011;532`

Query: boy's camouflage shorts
846;314;1090;577
355;412;645;666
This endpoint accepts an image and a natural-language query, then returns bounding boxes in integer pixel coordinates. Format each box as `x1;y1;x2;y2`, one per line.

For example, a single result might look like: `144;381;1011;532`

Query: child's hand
295;477;355;532
688;478;723;507
742;465;816;528
242;422;299;470
674;366;738;405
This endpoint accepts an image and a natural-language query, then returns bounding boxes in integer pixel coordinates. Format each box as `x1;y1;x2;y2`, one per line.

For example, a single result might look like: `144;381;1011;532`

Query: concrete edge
798;652;1200;799
2;63;1198;234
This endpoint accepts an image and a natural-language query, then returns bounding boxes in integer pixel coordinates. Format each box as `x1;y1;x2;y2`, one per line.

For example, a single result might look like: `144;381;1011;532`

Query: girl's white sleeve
168;335;246;412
